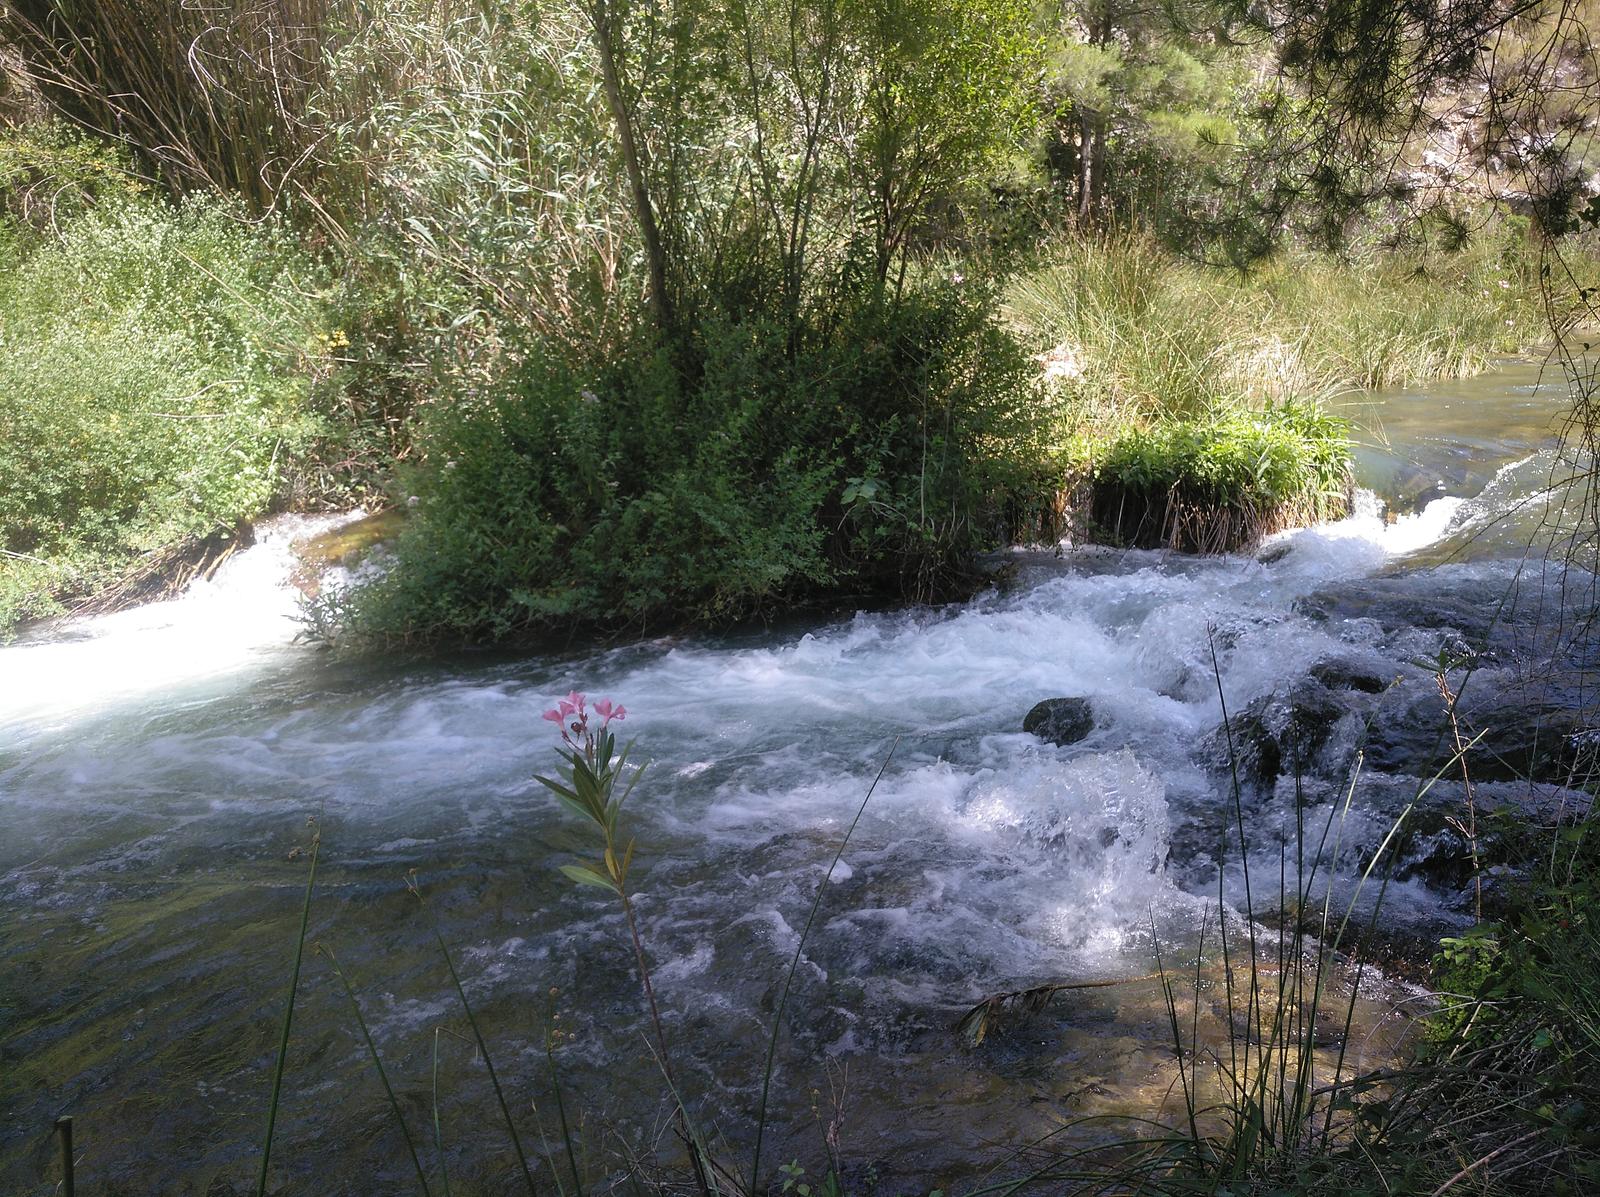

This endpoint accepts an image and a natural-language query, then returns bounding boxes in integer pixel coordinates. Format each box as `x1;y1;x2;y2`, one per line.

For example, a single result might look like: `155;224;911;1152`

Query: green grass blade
322;944;433;1196
254;826;320;1197
545;1006;584;1197
433;1027;453;1197
412;880;540;1196
750;737;899;1194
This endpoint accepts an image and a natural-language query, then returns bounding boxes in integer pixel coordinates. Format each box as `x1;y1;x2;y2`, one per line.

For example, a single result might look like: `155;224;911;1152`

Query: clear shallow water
2;359;1596;1195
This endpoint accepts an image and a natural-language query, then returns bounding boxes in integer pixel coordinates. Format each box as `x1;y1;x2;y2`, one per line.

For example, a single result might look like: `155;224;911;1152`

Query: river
2;357;1595;1195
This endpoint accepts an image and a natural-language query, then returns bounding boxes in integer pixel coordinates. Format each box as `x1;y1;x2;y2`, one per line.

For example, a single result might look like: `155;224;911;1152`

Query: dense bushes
0;194;339;626
327;281;1056;642
0;120;145;230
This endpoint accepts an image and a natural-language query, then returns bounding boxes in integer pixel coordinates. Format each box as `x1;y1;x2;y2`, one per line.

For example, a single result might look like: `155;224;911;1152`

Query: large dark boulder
1023;697;1096;746
1208;680;1353;788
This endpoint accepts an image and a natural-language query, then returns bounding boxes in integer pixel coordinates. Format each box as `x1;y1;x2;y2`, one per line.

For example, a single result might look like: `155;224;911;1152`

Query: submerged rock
1023;697;1095;746
1366;689;1592;784
1356;773;1594;896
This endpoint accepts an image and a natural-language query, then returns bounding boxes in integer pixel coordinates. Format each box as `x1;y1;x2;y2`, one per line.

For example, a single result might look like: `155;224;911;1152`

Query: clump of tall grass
1089;403;1355;552
1005;228;1545;550
0;0;344;214
1006;228;1547;432
313;1;632;367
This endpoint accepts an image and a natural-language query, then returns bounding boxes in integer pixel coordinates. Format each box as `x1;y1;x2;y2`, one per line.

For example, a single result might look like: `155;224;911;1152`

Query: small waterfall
0;512;362;739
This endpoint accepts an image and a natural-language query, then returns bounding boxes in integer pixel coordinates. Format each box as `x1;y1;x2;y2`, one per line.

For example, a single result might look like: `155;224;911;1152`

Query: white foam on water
0;464;1488;1001
0;512;361;738
1260;490;1467;573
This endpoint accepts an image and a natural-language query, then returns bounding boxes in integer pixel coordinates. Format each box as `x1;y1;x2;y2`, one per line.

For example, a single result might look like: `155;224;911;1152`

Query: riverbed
2;357;1595;1195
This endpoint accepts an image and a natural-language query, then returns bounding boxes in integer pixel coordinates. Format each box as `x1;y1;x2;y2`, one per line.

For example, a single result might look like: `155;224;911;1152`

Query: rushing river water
3;358;1598;1196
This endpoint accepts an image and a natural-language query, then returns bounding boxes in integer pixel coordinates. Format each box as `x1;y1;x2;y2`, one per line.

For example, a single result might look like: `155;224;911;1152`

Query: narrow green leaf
533;773;580;803
560;864;616;891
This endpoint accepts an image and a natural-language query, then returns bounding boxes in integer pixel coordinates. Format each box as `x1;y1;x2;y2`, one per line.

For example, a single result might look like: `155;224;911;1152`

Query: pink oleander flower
542;693;587;746
543;690;628;751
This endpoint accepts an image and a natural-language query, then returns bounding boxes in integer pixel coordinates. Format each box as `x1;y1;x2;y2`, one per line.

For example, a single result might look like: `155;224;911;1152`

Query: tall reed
1;0;345;213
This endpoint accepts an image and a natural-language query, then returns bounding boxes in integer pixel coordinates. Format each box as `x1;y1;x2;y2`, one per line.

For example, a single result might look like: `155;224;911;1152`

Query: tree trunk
1075;2;1113;226
1088;119;1105;217
590;0;674;336
1076;112;1094;223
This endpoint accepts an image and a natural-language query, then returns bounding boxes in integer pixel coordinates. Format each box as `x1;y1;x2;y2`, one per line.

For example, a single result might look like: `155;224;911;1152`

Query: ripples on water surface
2;359;1596;1194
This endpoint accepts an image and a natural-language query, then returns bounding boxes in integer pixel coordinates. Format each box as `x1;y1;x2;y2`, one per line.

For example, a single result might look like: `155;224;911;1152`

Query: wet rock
1209;680;1353;788
1298;575;1503;643
1309;657;1390;694
1350;773;1593;895
1257;540;1294;565
1365;688;1592;783
1023;697;1095;746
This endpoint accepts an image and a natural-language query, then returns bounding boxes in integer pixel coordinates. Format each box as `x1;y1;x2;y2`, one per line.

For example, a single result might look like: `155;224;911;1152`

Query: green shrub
1098;402;1352;506
0;196;338;627
331;281;1055;643
0;121;146;236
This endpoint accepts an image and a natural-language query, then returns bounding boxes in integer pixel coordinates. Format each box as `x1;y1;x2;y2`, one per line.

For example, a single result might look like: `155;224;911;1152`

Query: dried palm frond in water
955;973;1160;1048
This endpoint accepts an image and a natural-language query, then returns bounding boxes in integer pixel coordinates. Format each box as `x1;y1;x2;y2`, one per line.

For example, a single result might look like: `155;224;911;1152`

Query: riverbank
1;133;1572;643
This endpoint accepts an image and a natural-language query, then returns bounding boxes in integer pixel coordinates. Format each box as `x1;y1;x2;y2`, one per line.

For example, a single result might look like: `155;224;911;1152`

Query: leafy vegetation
4;2;1600;1183
1089;403;1353;551
1;0;1589;640
323;281;1056;643
0;192;340;626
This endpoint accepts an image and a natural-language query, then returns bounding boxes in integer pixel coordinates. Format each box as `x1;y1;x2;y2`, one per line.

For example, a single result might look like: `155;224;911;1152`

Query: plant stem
620;890;673;1089
1435;670;1483;922
255;827;320;1197
618;886;712;1196
750;739;899;1194
433;1027;452;1197
412;884;540;1197
545;1015;584;1197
